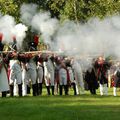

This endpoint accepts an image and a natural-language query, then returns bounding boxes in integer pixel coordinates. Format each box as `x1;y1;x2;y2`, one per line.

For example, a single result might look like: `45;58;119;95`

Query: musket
0;50;64;57
23;50;55;54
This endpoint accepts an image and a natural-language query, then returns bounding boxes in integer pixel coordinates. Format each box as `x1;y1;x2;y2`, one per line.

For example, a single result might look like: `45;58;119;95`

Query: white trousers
13;81;18;96
37;66;43;84
27;69;37;85
99;83;108;96
22;83;27;96
113;87;117;96
76;82;85;95
22;69;29;96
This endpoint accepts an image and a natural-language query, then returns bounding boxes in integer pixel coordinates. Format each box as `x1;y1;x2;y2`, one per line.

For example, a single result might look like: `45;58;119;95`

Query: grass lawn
0;88;120;120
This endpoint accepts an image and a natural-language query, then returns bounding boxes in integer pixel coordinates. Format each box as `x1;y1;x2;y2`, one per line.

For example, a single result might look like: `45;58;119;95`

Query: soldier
54;56;61;95
19;53;29;96
66;59;77;95
0;53;9;97
85;67;98;95
95;56;110;96
9;36;17;51
113;62;120;96
9;52;22;97
71;58;85;95
0;33;9;97
43;55;55;95
59;60;68;95
37;54;44;95
28;34;39;52
26;53;37;96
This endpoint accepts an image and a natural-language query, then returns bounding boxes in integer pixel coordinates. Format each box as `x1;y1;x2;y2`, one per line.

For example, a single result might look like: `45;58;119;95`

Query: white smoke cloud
0;15;15;43
1;3;120;70
55;16;120;60
31;12;59;46
20;3;38;26
12;23;28;49
0;14;28;50
20;3;120;61
20;3;59;48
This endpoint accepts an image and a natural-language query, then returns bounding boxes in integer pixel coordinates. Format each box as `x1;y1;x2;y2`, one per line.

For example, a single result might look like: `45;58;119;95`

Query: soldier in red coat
95;56;111;96
85;67;98;95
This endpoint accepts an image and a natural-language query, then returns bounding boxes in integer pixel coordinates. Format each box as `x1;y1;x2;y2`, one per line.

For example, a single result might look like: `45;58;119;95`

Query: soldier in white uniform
43;55;55;95
54;56;61;95
9;53;22;97
26;54;37;96
19;54;29;96
0;53;9;97
71;58;85;95
59;61;68;95
37;55;44;95
21;62;29;96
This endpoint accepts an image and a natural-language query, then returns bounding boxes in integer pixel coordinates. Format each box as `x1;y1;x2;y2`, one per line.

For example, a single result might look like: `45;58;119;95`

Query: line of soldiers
0;34;84;97
1;36;120;97
1;50;120;97
85;56;120;96
0;51;86;97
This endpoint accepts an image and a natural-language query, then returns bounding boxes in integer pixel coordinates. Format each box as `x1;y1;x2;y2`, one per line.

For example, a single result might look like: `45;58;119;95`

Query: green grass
0;88;120;120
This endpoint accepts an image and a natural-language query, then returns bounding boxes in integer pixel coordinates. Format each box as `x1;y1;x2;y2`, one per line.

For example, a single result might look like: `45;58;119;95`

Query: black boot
9;85;14;97
51;86;54;95
36;83;39;95
38;83;42;95
27;85;31;94
64;85;68;95
18;84;22;97
46;86;50;95
92;88;96;95
59;85;63;95
90;88;93;94
32;84;37;96
2;91;7;97
72;83;77;95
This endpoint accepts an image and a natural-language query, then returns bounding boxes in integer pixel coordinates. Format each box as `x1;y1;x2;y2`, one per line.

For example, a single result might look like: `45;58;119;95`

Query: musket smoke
31;12;59;47
20;3;38;26
20;3;120;62
0;14;28;49
20;3;59;49
55;16;120;59
0;15;15;43
12;23;28;49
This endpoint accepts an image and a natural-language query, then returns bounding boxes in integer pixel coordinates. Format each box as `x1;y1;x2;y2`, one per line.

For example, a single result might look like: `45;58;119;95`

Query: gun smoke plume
20;3;59;48
0;14;28;50
55;16;120;59
20;4;120;60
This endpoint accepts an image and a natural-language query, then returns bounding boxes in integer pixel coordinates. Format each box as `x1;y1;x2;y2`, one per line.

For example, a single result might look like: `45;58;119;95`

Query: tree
0;0;120;23
48;0;120;23
47;0;66;19
0;0;21;22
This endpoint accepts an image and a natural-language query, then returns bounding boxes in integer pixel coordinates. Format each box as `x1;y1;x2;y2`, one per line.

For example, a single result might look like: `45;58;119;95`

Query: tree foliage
0;0;21;22
48;0;120;22
0;0;120;23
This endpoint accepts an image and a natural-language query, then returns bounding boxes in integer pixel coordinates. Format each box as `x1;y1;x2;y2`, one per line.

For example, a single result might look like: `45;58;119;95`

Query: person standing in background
85;67;98;95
